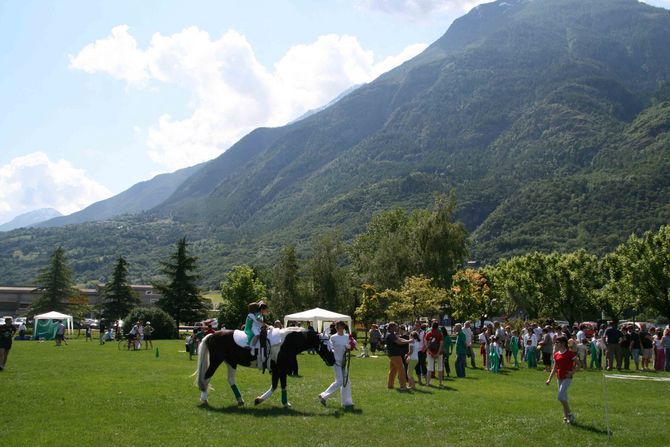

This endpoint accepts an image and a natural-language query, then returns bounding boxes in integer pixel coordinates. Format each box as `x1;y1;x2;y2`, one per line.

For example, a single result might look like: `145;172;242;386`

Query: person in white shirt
18;322;27;339
128;323;138;350
135;321;144;350
319;321;354;408
463;321;476;368
405;331;422;388
576;325;586;344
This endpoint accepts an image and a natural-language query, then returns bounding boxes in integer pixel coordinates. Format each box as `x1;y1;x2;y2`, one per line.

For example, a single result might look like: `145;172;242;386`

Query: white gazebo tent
283;307;352;333
33;311;74;338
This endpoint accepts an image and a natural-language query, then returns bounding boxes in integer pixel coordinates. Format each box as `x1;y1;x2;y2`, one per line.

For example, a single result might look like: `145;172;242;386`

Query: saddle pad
233;327;305;350
233;330;249;348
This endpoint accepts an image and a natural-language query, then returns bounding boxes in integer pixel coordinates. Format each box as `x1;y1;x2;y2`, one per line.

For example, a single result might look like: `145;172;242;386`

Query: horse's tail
194;333;213;391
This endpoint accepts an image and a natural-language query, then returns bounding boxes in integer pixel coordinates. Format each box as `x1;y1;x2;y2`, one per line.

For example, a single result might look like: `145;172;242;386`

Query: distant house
0;284;162;316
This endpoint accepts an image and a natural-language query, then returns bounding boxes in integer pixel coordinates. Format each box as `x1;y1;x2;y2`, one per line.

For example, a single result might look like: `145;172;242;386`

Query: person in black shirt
385;322;412;391
604;322;623;371
0;317;17;371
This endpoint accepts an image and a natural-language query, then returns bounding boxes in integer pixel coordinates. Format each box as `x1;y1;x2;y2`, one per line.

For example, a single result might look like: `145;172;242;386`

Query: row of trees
30;238;208;337
29;193;669;335
356;225;670;326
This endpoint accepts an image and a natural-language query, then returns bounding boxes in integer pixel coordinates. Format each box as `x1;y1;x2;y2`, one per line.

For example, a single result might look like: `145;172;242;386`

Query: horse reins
342;349;351;387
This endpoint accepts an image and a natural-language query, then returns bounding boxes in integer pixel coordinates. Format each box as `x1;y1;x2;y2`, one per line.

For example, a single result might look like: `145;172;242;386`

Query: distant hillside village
0;285;162;317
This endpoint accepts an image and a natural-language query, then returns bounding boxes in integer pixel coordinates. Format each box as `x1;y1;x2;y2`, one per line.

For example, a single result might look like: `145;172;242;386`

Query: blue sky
1;0;669;224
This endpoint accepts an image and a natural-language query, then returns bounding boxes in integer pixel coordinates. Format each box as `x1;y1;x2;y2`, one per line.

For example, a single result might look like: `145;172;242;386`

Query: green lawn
2;338;668;447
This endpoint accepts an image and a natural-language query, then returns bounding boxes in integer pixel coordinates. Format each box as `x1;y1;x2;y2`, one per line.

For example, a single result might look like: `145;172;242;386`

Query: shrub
122;307;177;339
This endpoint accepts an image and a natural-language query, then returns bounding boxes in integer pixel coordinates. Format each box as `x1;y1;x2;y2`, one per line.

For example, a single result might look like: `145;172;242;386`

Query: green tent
33;311;73;340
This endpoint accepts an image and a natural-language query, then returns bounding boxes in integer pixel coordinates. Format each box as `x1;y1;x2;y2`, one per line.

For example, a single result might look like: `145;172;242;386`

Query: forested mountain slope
1;0;668;285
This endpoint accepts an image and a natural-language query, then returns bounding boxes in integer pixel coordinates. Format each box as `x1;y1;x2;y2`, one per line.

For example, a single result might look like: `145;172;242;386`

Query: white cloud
70;26;427;172
356;0;479;19
0;152;112;224
69;25;150;84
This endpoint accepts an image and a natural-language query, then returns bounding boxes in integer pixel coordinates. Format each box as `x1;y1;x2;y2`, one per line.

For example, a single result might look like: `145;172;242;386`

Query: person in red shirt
546;336;578;423
424;321;444;387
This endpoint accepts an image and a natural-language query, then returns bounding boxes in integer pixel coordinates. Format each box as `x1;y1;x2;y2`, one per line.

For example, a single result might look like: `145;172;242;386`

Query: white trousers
427;354;444;372
320;364;353;406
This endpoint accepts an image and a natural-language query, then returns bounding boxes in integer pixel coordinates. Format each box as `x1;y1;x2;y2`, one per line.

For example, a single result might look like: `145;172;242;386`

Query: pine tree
31;246;77;315
102;257;140;321
153;238;207;334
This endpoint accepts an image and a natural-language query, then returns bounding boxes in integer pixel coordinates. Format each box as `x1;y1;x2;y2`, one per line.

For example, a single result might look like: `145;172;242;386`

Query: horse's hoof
254;397;263;406
199;400;209;406
237;400;245;407
283;402;292;408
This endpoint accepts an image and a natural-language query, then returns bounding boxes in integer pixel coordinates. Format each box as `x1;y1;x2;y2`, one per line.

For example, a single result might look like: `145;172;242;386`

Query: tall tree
270;245;301;319
102;257;140;321
153;238;207;333
219;265;267;329
415;192;469;289
31;246;77;315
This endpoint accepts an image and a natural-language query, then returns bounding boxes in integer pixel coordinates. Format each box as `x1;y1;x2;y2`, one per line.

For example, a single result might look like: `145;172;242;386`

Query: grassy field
1;338;669;447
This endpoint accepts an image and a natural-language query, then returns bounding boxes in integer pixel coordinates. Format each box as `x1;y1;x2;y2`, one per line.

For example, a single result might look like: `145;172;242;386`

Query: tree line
28;193;669;337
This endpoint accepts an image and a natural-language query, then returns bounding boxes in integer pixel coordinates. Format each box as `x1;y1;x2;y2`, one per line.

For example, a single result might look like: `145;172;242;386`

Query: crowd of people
365;318;669;423
369;319;670;380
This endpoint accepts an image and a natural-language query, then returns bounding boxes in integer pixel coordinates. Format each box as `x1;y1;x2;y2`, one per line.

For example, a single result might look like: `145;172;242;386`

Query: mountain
289;84;363;124
1;0;669;285
156;0;670;239
37;163;204;227
0;208;62;232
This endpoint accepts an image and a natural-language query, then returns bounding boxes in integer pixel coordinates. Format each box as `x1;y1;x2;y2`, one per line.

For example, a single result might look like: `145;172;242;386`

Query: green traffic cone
155;347;159;358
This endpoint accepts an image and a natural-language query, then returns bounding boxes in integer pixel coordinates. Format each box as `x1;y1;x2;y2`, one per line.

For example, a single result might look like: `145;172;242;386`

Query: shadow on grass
423;384;458;392
198;402;363;418
570;421;610;436
406;387;433;394
486;369;511;375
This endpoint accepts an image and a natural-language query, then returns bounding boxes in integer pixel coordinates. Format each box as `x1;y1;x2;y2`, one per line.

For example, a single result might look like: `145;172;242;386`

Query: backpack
427;334;440;352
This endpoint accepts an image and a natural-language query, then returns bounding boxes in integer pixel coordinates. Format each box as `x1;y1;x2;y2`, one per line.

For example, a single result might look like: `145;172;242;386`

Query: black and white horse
194;328;335;407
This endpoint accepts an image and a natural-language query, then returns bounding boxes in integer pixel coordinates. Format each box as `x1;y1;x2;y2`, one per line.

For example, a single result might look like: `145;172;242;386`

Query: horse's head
310;332;335;366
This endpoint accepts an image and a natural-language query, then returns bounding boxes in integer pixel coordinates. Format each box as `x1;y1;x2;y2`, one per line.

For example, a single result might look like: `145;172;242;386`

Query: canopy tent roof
283;307;352;333
34;311;73;320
